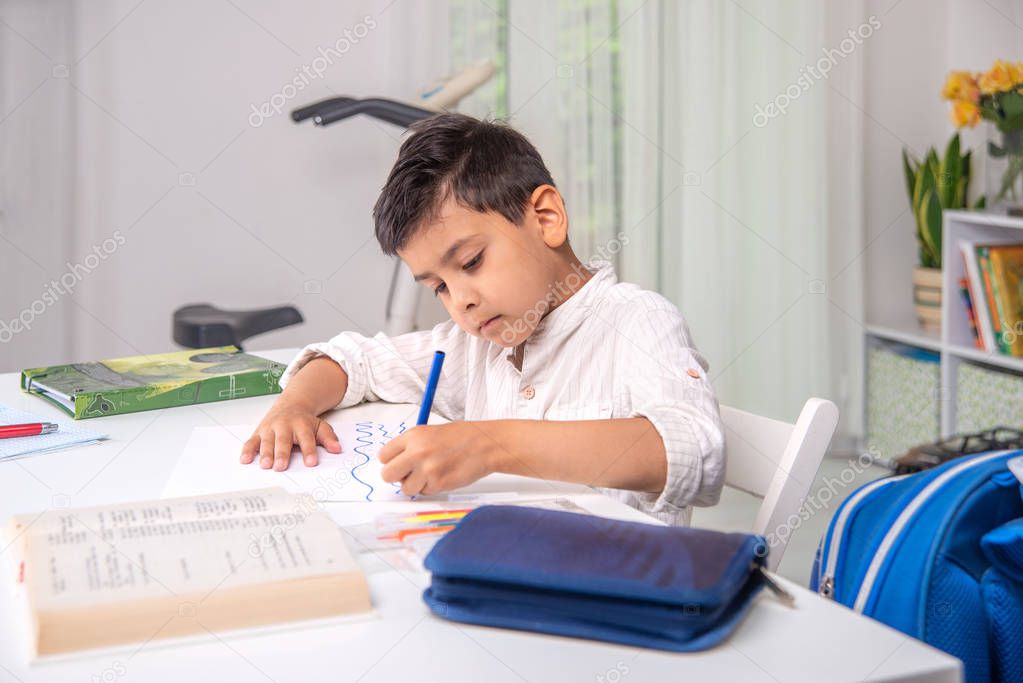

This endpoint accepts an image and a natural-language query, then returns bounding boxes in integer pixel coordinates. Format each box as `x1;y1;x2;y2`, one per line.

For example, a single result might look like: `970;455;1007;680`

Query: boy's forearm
277;356;349;415
483;418;668;494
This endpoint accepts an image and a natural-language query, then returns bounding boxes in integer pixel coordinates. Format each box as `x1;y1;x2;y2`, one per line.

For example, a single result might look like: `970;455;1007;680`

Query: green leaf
902;149;918;207
938;168;954;207
944;134;961;179
1002;91;1023;120
961;150;973;206
974;194;987;210
954;176;968;207
981;107;1001;124
918;188;943;268
937;135;960;207
1003;114;1023;134
913;155;936;212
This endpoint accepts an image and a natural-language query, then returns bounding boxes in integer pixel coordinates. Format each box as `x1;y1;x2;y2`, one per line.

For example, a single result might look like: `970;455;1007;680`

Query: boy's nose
449;284;479;312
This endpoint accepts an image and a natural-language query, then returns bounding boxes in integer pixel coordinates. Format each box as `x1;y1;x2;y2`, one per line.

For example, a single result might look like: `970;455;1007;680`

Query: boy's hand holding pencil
378;350;493;497
379;421;495;497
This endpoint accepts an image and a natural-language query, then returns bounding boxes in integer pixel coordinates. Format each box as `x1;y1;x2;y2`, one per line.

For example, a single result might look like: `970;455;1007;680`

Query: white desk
0;349;962;682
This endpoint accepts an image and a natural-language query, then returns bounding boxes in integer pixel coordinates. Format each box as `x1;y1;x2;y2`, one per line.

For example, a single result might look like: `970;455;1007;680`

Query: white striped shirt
279;259;725;526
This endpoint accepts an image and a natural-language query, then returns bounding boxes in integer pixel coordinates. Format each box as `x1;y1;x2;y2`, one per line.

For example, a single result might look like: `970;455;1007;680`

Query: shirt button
521;385;536;400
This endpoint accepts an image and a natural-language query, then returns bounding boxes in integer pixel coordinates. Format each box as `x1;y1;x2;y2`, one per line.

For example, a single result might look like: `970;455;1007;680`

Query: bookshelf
864;209;1023;440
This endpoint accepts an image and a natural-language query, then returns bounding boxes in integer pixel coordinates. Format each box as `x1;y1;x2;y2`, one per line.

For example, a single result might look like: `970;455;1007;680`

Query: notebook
20;346;285;419
0;405;107;461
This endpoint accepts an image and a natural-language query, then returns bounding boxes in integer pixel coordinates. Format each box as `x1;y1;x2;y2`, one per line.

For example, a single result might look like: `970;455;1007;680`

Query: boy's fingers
378;433;406;464
259;432;275;468
315;420;342;453
273;432;294;471
400;469;427;497
240;434;259;463
380;451;414;483
297;430;318;467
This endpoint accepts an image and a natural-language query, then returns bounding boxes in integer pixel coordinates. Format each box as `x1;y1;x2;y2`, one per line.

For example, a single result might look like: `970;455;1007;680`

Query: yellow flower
979;59;1015;95
942;71;980;102
1011;61;1023;85
950;99;981;128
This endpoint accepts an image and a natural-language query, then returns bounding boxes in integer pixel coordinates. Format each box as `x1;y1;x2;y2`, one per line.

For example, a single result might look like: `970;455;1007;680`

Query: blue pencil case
422;505;781;652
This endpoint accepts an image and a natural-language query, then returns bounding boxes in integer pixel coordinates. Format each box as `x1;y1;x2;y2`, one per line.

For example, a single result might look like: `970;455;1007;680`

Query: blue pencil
417;351;445;425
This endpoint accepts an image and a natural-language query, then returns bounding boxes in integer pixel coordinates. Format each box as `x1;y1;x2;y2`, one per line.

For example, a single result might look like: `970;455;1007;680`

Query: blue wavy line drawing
350;420;378;501
348;420;413;501
395;422;409;494
381;420;410;495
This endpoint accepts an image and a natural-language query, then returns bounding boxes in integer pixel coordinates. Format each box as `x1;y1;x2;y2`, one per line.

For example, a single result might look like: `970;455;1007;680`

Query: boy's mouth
479;315;500;332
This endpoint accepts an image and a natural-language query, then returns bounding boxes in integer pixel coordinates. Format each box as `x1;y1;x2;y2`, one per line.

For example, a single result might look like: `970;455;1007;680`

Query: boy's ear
529;185;568;248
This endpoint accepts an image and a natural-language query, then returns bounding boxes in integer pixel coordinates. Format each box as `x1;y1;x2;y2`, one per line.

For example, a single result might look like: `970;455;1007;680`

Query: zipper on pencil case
755;564;796;607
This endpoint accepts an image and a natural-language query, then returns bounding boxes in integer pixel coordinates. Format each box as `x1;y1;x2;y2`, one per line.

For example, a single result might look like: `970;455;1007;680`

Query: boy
239;113;724;526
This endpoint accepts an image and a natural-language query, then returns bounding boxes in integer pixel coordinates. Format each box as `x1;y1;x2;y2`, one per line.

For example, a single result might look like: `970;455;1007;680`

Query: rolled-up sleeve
278;319;468;421
604;302;725;523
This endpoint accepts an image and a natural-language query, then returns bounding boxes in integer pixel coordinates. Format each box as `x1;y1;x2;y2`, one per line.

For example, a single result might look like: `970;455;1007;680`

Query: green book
978;247;1012;355
20;346;285;419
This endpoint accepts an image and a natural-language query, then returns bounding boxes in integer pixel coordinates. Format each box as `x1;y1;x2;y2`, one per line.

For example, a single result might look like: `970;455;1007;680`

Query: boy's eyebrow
412;236;477;281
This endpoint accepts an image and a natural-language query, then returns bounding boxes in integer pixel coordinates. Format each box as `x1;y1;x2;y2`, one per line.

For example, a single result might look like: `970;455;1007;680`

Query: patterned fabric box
866;340;940;461
956;361;1023;433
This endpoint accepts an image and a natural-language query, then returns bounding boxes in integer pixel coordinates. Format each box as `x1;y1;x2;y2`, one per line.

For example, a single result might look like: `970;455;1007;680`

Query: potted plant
942;60;1023;214
901;133;984;331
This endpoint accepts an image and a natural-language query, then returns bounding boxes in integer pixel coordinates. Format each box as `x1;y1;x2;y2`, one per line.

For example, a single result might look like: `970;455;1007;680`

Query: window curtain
449;0;866;439
450;0;622;261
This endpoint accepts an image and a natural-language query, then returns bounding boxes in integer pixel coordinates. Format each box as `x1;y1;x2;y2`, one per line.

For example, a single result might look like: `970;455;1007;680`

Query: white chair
713;398;839;571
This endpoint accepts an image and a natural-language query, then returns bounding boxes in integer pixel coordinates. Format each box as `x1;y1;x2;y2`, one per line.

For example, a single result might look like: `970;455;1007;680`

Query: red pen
0;423;59;439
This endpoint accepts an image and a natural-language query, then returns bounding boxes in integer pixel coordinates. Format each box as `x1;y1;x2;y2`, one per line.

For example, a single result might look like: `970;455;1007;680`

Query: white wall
1;0;449;372
0;0;77;369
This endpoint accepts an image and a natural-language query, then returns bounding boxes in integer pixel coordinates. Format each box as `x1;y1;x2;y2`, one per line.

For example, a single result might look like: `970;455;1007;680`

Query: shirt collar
527;258;617;343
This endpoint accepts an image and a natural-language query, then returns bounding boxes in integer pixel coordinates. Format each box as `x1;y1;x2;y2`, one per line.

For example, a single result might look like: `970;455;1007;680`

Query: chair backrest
719;397;839;571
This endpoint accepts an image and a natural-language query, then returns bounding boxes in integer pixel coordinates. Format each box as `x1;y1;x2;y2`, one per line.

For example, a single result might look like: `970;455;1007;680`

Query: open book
5;488;371;658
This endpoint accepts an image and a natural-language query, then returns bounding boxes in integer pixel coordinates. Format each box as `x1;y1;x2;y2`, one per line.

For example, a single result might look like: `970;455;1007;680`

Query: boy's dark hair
373;113;556;255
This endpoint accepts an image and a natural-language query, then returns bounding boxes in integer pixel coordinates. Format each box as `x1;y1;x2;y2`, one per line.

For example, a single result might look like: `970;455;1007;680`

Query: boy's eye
430;252;481;296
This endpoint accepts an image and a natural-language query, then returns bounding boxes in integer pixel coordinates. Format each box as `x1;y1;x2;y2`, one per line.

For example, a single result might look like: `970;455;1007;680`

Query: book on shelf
959;241;1023;357
20;346;286;419
987;245;1023;356
977;247;1008;353
958;277;982;349
4;487;371;658
960;241;999;352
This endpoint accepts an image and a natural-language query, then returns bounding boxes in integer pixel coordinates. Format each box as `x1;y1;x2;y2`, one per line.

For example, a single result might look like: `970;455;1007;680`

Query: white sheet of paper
163;419;410;502
0;405;107;460
163;417;590;502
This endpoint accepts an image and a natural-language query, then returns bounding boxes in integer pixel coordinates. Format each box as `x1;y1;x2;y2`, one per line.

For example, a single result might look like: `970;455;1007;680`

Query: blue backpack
810;450;1023;683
